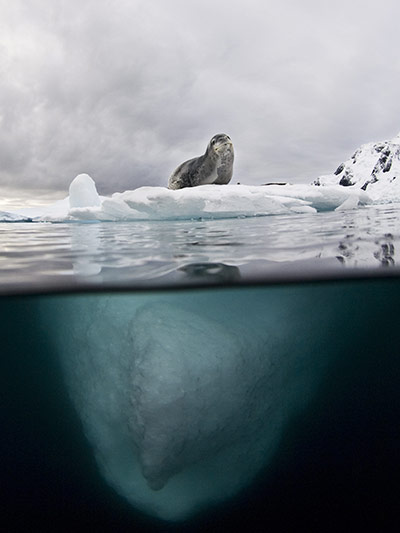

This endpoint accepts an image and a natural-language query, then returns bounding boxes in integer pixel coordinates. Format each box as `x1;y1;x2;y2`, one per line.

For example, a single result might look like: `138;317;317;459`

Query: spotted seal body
168;134;234;190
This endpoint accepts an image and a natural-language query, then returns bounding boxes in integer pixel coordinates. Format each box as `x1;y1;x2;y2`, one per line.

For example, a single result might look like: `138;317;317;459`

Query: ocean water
0;203;399;293
1;204;400;531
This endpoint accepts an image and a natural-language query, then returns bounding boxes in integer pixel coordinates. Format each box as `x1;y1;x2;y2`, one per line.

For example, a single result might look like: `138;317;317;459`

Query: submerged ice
40;287;346;521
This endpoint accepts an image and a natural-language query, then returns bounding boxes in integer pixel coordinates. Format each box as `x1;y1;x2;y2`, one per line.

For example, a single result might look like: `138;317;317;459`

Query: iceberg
67;174;374;221
7;174;371;223
40;286;346;521
69;182;372;222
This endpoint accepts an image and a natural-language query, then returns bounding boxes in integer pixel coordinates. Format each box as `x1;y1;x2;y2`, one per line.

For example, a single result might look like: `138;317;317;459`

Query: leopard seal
168;134;234;190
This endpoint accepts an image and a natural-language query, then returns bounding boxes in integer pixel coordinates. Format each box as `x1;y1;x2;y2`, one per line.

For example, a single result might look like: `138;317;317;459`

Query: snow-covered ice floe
3;173;372;223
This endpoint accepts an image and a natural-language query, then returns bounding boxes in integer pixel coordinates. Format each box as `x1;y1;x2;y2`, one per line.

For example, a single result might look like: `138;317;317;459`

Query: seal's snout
212;134;233;151
214;138;233;153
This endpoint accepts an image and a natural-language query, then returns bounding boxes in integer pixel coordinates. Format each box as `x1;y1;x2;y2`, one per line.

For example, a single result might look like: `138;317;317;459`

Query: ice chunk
69;173;101;208
335;195;360;211
262;184;370;211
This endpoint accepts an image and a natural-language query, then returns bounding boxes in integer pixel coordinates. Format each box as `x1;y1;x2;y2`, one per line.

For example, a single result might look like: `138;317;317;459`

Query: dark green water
1;279;400;531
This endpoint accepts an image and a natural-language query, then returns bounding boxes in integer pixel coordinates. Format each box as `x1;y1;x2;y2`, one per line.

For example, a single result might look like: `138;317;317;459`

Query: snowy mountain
0;210;32;222
313;133;400;202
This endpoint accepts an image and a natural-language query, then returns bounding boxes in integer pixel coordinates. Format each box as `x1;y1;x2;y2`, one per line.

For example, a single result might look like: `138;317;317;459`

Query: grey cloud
1;0;400;203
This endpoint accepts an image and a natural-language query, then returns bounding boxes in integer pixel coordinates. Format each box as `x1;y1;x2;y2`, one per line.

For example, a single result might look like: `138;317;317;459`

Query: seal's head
208;133;234;157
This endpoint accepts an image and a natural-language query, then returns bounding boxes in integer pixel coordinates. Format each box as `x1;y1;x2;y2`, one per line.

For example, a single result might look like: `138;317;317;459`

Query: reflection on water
336;234;396;267
179;263;241;282
374;234;395;266
0;203;399;291
2;279;400;530
70;223;102;276
335;207;397;267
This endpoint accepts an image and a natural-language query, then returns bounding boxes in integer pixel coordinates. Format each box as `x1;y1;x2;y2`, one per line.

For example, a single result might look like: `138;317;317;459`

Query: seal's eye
212;139;216;144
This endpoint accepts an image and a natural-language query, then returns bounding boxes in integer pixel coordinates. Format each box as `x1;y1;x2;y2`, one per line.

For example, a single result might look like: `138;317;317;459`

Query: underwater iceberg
39;286;349;521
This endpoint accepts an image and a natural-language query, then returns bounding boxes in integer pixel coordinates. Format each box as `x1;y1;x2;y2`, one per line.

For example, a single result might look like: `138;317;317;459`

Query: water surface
0;203;399;293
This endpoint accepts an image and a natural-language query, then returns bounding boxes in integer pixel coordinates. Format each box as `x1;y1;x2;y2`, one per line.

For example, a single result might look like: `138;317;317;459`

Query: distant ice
1;197;70;221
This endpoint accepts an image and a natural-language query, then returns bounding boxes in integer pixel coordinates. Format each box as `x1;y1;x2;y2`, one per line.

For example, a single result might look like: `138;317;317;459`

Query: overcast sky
1;0;400;207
